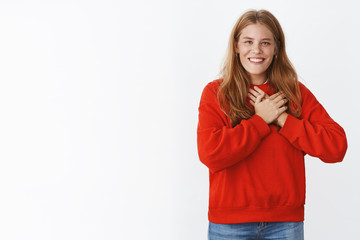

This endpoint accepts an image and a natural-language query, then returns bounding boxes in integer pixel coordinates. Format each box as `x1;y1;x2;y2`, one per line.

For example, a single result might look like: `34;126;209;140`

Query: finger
277;91;287;99
247;93;257;102
253;86;269;98
273;94;287;103
249;100;255;106
269;92;281;100
255;92;265;104
249;88;261;97
253;86;265;95
278;105;288;115
279;91;287;99
275;98;288;108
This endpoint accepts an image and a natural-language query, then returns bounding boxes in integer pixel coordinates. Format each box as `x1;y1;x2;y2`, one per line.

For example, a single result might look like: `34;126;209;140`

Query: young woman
197;9;347;239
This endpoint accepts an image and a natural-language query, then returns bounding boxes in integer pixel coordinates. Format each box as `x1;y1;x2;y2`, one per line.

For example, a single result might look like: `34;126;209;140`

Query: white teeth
249;58;264;62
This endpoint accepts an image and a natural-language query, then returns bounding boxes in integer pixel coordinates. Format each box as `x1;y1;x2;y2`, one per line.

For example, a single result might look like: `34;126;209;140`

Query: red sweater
197;79;347;224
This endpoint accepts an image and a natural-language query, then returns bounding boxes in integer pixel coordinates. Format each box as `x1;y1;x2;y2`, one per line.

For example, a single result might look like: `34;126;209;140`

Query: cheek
266;58;274;67
239;54;249;65
239;46;250;55
265;47;276;56
239;48;251;63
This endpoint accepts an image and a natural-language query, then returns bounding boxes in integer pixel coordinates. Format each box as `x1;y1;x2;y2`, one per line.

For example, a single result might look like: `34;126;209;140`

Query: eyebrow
242;37;272;41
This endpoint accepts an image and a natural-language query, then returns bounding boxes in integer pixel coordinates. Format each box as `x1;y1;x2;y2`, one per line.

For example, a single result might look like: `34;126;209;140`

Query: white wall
0;0;358;239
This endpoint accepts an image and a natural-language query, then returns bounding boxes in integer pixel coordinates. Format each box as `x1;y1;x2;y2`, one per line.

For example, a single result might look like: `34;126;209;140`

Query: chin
247;69;267;75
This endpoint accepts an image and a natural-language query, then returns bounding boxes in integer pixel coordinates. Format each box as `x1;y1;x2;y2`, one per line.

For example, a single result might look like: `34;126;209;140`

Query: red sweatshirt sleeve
197;81;271;173
279;83;347;163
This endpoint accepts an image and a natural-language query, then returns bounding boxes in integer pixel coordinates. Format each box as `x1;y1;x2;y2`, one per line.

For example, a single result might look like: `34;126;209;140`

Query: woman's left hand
248;86;288;127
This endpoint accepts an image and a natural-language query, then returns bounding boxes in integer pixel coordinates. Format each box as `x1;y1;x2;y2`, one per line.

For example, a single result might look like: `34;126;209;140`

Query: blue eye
245;41;252;44
262;42;270;45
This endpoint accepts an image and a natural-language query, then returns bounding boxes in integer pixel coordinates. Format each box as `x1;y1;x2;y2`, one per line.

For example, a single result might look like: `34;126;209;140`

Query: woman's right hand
248;88;288;124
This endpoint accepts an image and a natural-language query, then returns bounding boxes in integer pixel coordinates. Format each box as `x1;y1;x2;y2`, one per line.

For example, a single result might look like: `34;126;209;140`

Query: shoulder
199;79;224;105
298;81;309;93
200;78;223;97
298;81;316;100
203;78;223;92
297;81;322;115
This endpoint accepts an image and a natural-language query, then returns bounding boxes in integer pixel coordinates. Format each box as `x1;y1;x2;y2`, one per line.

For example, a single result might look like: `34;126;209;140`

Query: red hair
219;9;301;126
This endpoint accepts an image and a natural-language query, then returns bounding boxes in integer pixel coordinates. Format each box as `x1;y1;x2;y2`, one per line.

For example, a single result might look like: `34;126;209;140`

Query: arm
197;82;271;173
278;83;347;163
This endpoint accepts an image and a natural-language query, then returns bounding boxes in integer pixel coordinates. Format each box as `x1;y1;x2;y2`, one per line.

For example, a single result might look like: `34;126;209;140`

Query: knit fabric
197;79;347;224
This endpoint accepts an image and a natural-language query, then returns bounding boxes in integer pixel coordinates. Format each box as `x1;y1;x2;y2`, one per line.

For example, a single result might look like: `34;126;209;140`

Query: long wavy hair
218;9;301;127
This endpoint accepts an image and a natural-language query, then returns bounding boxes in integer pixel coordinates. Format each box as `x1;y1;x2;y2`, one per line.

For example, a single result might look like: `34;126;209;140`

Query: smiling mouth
248;58;265;63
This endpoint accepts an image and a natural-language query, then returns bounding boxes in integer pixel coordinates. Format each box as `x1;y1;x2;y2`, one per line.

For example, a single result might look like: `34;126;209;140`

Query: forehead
240;23;274;40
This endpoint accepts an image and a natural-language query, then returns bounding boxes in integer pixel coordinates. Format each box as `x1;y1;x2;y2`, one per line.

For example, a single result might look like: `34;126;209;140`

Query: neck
250;74;267;85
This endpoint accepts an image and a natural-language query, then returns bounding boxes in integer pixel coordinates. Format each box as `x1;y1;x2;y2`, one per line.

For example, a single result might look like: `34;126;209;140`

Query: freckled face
235;23;277;84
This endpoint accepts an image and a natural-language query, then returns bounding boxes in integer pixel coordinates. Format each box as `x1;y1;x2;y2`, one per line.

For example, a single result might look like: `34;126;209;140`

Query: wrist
277;113;288;127
255;113;271;125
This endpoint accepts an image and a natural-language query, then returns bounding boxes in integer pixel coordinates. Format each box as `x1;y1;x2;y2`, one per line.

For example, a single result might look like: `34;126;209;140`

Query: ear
273;48;278;57
234;42;239;54
274;42;279;56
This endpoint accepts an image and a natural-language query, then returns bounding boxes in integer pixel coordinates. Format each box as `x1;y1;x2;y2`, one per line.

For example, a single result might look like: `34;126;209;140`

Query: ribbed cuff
250;114;271;138
278;114;299;142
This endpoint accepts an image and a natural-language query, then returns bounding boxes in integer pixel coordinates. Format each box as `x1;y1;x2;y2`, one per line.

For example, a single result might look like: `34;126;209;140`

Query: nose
251;43;262;54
